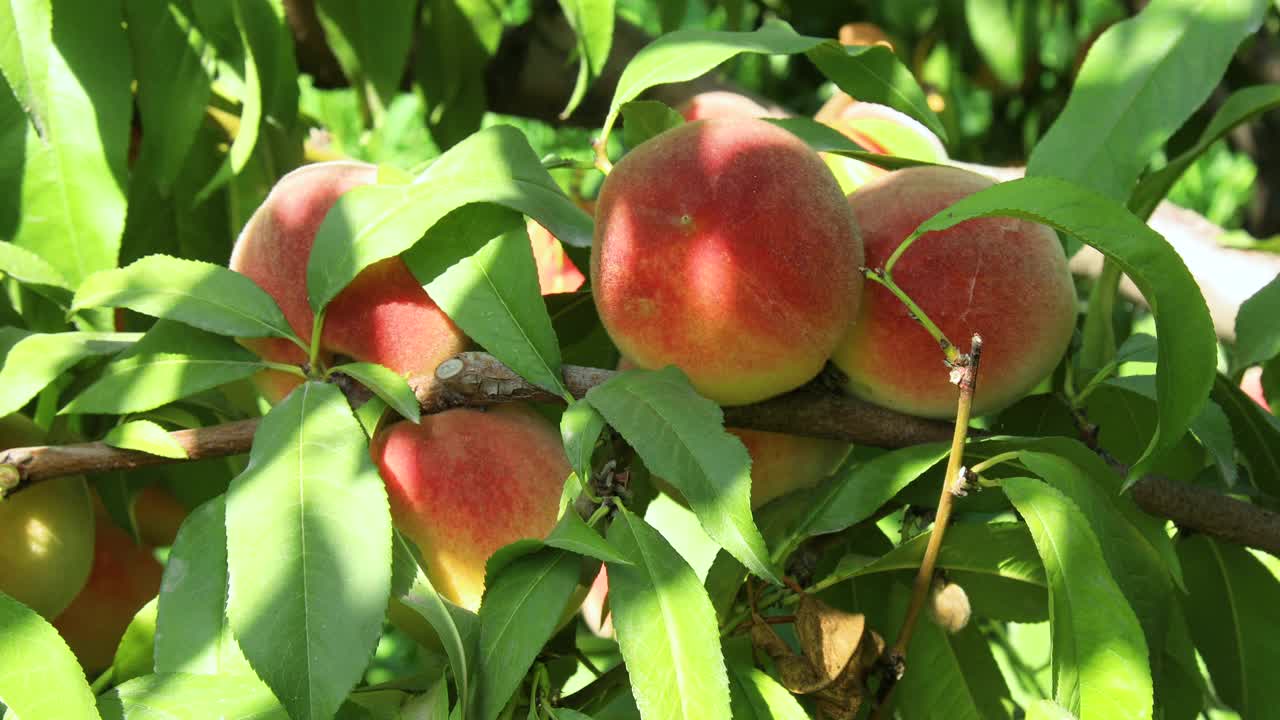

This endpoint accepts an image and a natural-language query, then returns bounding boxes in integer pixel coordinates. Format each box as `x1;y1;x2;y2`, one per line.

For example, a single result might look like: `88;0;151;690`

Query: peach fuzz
371;405;572;611
677;91;788;122
591;117;864;406
229;161;468;401
54;508;163;673
831;166;1076;418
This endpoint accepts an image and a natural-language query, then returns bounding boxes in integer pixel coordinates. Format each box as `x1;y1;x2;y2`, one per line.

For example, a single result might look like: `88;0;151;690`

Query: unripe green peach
230;161;469;402
0;414;94;619
591;117;864;405
371;405;572;612
832;166;1076;417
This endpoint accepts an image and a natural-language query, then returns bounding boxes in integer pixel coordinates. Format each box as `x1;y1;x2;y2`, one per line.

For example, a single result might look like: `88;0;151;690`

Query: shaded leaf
425;227;568;398
1235;273;1280;369
606;507;731;720
0;328;138;418
726;661;809;719
61;320;265;416
0;591;98;720
1002;478;1152;720
586;367;778;584
620;100;684;149
475;549;580;720
331;362;421;423
314;0;416;110
561;399;606;492
225;382;392;720
73;255;298;341
104;420;188;459
558;0;615;119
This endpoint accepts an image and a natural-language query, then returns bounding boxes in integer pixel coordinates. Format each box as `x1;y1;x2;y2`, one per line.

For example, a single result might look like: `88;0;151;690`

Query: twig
1;352;1279;557
871;334;983;720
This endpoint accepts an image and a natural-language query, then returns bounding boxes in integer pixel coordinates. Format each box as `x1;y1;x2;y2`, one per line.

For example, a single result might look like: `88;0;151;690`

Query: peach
133;485;189;547
371;404;572;611
54;507;163;673
527;218;586;294
832;166;1076;418
591;117;864;405
229;161;468;401
677;91;788;122
1241;366;1272;413
0;414;94;619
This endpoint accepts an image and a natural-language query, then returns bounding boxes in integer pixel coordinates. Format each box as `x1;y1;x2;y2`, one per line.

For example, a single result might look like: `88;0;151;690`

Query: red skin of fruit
832;166;1076;418
592;118;864;405
371;405;572;611
527;219;586;294
54;509;163;673
677;91;788;122
230;161;468;402
581;565;614;638
1241;366;1272;412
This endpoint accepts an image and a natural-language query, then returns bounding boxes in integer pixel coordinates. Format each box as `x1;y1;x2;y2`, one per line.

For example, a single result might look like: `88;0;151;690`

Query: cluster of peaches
0;88;1077;667
224;89;1076;631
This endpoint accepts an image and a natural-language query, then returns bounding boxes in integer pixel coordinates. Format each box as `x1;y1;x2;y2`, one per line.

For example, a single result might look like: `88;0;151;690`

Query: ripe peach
832;166;1076;418
54;507;163;673
371;405;572;611
527;218;586;294
133;485;189;547
591;117;864;405
0;414;94;619
229;161;468;401
677;91;788;122
1241;366;1271;413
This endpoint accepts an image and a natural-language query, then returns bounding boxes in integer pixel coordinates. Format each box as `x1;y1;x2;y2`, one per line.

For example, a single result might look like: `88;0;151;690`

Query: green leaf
415;0;494;149
225;382;392;720
475;549;580;720
602;19;943;144
1018;450;1174;654
73;255;298;341
97;672;358;720
0;240;72;305
558;0;615;119
1235;274;1280;369
883;583;1000;720
561;399;606;492
726;661;808;719
425;227;569;398
620;100;684;149
839;522;1048;622
1027;0;1266;204
314;0;416;111
61;320;265;415
586;367;779;584
965;0;1025;87
1107;375;1238;487
307;125;592;314
225;0;263;174
791;443;949;541
6;0;131;286
1002;478;1152;720
330;362;421;423
907;177;1215;481
391;532;475;720
605;507;732;720
0;0;51;137
1177;535;1280;718
112;597;158;684
547;510;631;566
1132;85;1280;218
155;497;253;676
124;0;215;194
1212;373;1280;497
0;591;98;720
1026;701;1077;720
769;117;938;170
0;328;138;418
104;420;188;459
